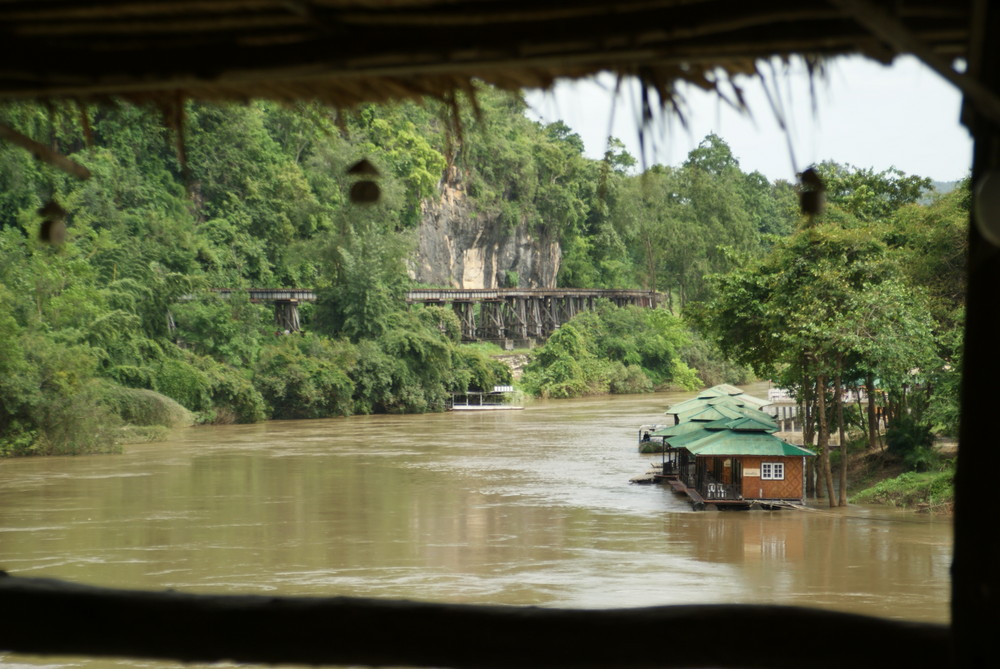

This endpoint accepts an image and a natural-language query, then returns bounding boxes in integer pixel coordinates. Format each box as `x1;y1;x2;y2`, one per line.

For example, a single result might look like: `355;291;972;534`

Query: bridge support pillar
452;301;476;340
480;300;505;340
405;289;661;343
274;299;301;332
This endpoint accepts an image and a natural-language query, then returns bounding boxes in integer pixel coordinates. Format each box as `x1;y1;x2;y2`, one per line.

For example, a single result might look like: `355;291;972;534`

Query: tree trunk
817;373;836;507
805;457;815;498
853;382;866;438
802;378;816;447
835;362;848;507
801;379;819;499
642;237;657;291
866;373;879;451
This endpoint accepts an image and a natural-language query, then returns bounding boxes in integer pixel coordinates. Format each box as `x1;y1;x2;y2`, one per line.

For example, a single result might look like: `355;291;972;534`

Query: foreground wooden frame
0;2;998;667
0;573;947;668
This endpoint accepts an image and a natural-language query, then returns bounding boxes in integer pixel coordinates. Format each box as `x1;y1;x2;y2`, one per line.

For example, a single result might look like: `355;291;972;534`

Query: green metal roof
650;420;712;438
680;430;816;457
662;424;724;449
666;386;771;416
708;383;746;396
687;432;816;457
661;415;771;445
677;404;747;423
674;402;777;426
728;394;771;408
669;395;749;418
724;416;779;432
655;387;784;452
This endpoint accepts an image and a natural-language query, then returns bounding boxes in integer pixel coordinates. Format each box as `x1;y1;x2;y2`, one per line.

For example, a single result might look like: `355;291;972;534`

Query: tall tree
698;205;939;505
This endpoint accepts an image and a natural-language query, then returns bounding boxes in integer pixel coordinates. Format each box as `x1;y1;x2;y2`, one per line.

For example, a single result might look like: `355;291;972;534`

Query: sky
524;55;973;184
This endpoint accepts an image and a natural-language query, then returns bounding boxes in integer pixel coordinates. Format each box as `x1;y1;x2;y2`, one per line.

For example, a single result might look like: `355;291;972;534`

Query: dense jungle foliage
0;85;967;459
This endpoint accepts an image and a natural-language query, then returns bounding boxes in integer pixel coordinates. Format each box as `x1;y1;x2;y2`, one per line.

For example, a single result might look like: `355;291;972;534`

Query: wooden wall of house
739;456;807;501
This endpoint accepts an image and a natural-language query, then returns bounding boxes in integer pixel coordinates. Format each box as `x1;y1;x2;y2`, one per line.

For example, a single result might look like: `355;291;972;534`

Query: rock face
492;353;530;380
410;180;561;289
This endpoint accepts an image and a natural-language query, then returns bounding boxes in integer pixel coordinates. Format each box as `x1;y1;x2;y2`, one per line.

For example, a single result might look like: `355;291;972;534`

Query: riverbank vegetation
0;87;967;462
851;467;955;513
695;166;967;508
521;304;703;398
846;435;956;513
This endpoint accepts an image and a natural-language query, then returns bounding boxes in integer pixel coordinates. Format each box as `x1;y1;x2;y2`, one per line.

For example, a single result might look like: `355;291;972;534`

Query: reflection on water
0;385;952;667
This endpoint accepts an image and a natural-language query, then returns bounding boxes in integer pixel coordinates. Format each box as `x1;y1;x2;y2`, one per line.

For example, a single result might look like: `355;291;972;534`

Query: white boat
449;385;523;411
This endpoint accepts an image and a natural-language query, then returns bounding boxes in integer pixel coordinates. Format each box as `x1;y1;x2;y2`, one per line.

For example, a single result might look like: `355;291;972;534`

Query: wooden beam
0;122;91;180
0;574;949;669
0;1;968;102
827;0;1000;127
954;3;1000;667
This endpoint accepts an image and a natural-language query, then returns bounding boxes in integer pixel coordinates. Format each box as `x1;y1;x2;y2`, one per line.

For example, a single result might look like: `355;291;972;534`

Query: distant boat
449;385;524;411
638;424;669;453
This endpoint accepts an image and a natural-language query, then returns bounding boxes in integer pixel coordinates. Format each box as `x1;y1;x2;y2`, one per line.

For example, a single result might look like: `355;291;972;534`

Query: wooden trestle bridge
407;288;660;344
216;288;661;344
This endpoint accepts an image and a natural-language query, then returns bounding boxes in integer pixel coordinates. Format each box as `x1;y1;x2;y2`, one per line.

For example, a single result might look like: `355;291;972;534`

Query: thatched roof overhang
0;1;976;110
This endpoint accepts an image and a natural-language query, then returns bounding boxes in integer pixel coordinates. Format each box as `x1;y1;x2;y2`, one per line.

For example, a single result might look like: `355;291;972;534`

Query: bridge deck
214;288;659;303
406;288;659;302
210;288;662;341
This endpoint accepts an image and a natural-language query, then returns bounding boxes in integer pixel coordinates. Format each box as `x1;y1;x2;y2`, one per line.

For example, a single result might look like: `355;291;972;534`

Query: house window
761;462;785;480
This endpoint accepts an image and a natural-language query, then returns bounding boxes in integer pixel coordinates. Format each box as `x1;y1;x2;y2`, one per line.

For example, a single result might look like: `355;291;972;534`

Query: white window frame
761;462;785;480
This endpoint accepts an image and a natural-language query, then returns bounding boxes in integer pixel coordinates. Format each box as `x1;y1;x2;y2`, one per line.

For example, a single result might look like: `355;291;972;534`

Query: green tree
521;305;699;398
698;210;940;505
253;335;356;419
312;212;412;341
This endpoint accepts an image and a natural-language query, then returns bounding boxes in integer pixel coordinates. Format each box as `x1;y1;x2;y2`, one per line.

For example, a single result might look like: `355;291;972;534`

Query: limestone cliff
410;179;561;289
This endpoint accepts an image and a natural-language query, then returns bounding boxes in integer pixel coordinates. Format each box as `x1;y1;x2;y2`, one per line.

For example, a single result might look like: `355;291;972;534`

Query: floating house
636;386;814;509
657;416;815;509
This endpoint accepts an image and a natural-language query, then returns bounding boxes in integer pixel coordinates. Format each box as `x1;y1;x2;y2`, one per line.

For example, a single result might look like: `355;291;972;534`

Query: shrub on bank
520;306;702;398
850;465;954;512
28;380;124;456
253;335;357;419
98;383;193;428
886;414;939;472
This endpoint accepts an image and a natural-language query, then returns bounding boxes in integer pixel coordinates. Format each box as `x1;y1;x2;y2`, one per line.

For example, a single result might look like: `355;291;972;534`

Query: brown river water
0;384;952;667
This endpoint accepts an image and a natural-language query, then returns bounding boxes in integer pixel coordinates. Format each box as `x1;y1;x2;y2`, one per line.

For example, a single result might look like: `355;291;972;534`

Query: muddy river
0;384;952;667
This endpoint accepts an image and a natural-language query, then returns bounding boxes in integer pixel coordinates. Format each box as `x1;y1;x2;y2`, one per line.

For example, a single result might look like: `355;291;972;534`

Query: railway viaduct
216;288;661;345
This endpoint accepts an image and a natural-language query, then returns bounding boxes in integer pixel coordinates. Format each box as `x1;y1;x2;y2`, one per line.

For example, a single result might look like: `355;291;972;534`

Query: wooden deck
667;479;706;509
654;473;766;511
631;465;795;511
